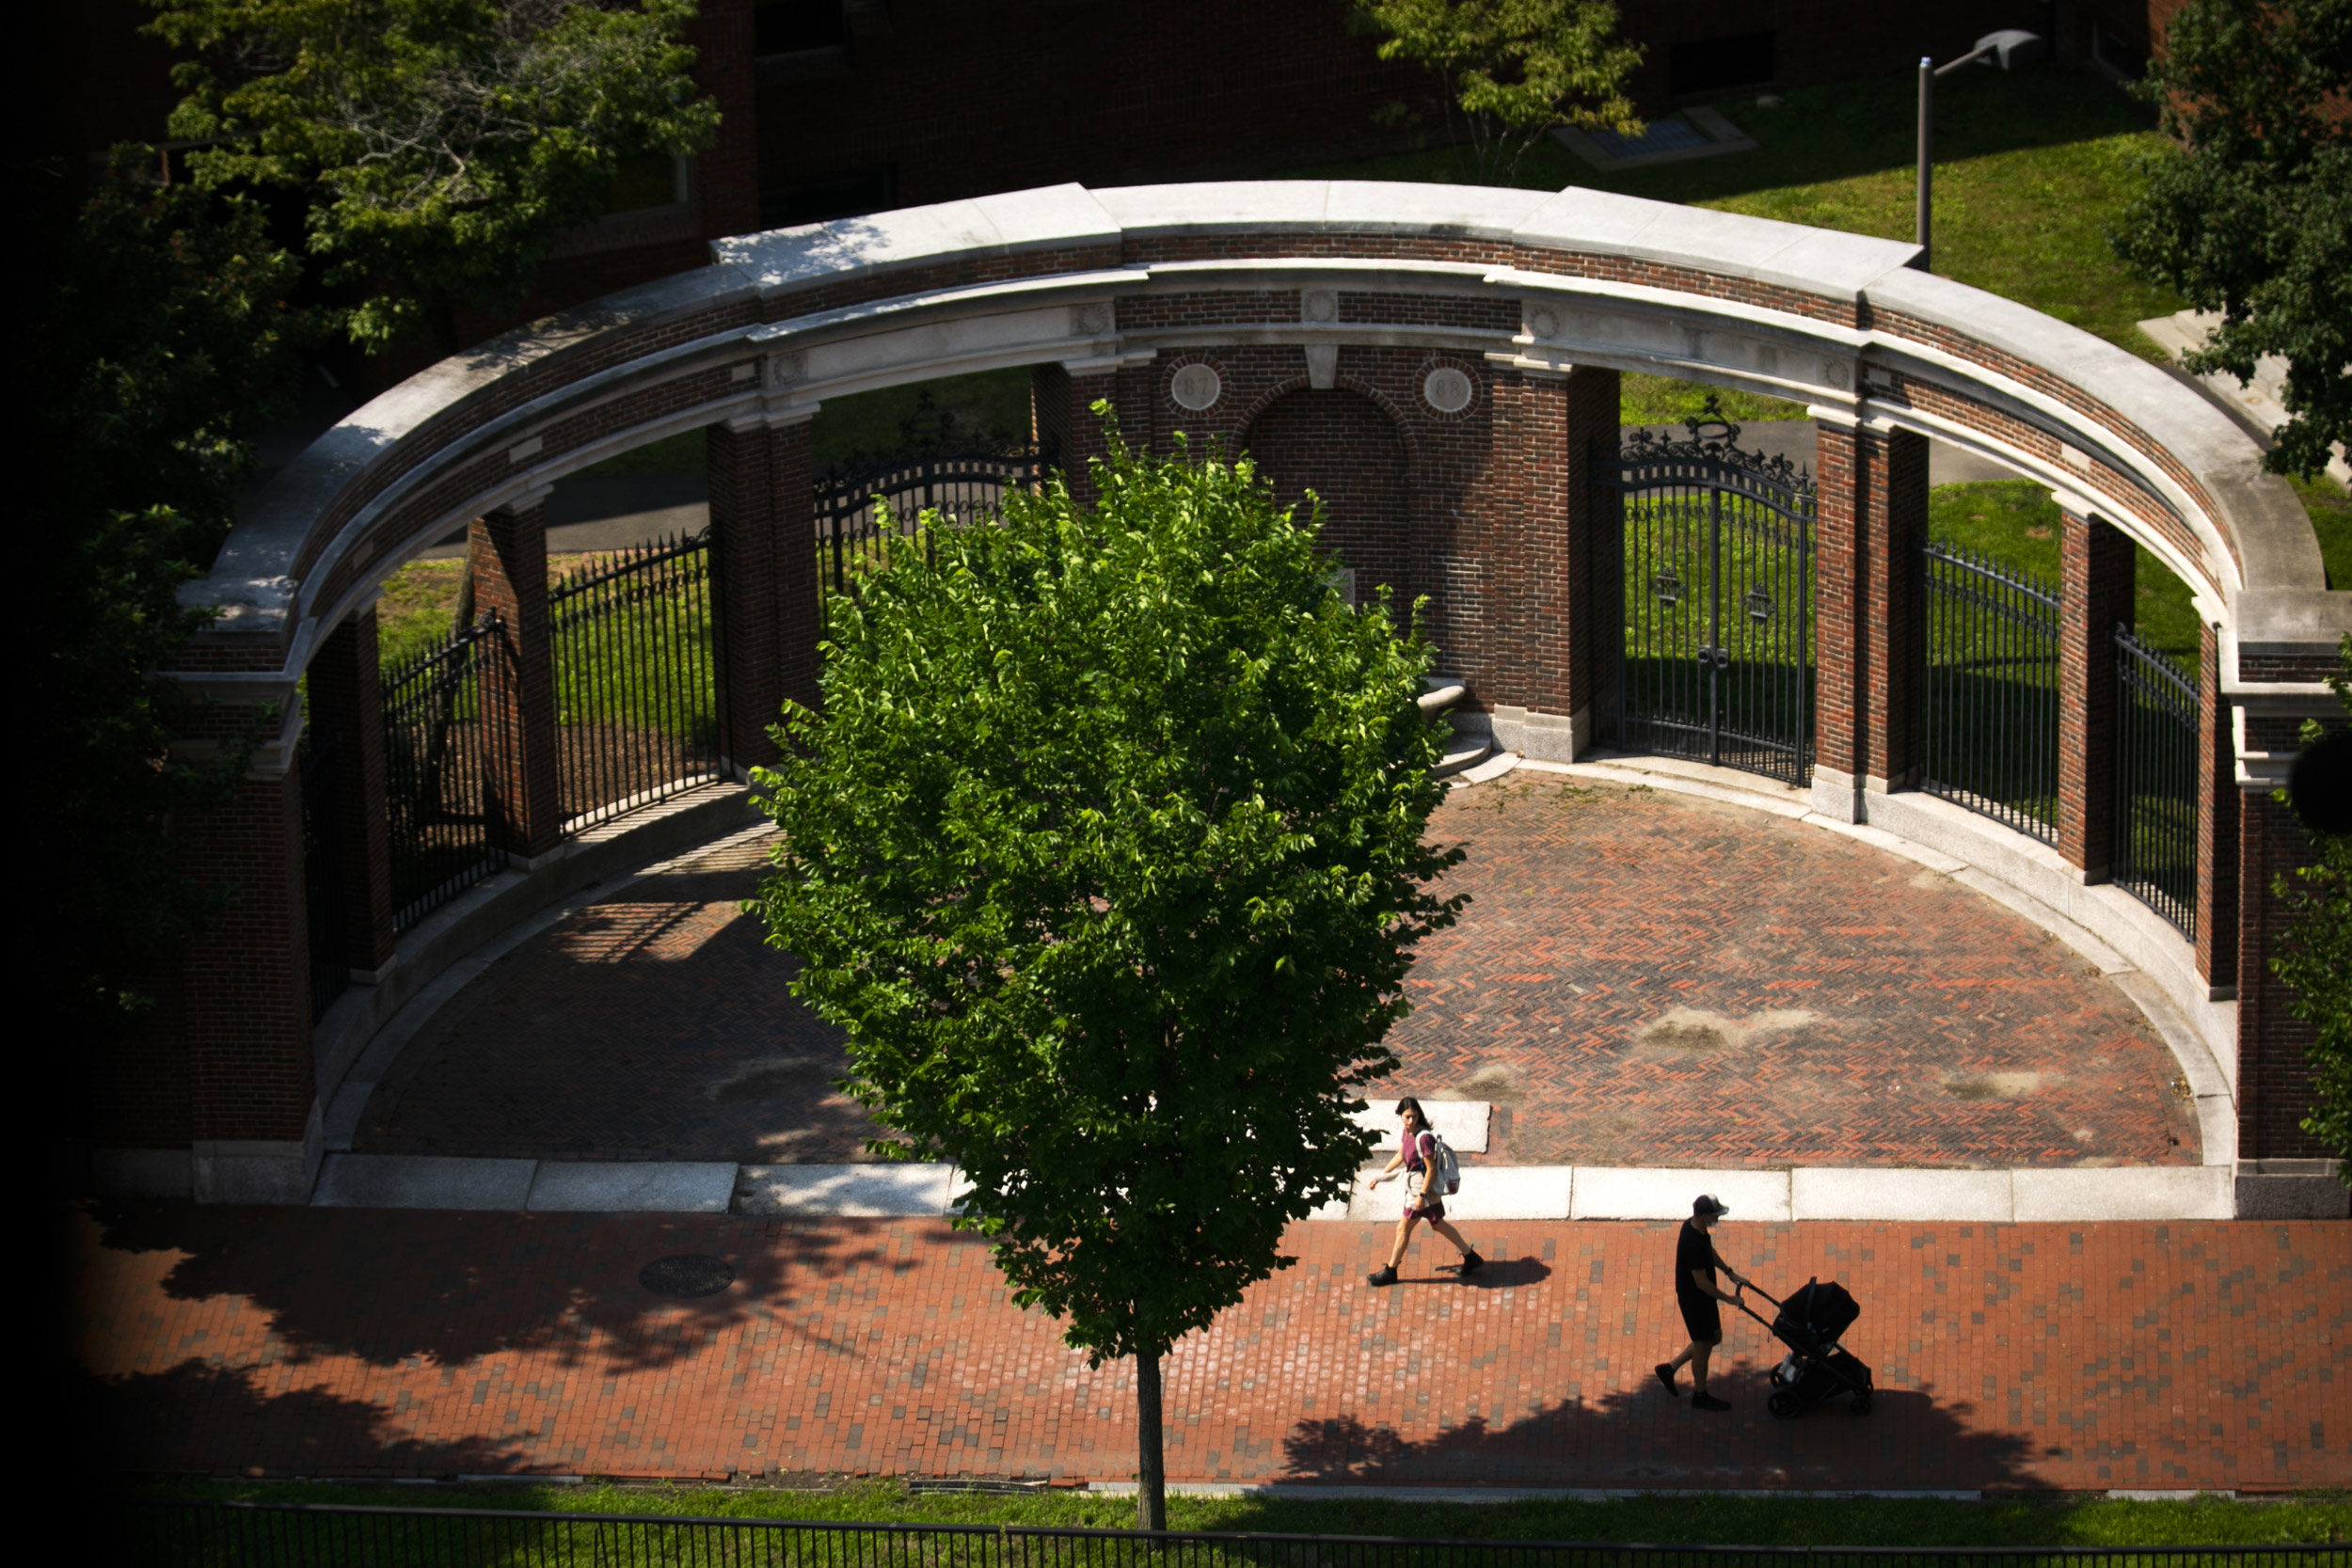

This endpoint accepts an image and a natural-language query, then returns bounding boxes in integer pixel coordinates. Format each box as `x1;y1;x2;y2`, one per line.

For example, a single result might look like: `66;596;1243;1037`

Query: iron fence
298;726;353;1022
816;446;1045;594
2113;624;2200;936
381;614;509;932
1602;420;1817;789
549;529;724;834
120;1502;2349;1568
1918;541;2060;843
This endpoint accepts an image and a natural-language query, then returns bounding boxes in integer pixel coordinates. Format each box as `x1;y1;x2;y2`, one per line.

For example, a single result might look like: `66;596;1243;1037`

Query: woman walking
1364;1097;1484;1285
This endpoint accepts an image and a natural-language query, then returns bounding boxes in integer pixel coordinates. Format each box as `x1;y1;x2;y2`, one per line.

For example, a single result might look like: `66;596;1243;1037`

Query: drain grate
639;1254;736;1298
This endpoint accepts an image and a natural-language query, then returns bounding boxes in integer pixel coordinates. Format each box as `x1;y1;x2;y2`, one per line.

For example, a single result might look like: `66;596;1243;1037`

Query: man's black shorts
1678;1295;1723;1343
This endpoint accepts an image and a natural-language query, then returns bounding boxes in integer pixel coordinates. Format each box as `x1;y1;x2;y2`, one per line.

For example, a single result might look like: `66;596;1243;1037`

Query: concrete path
63;1204;2349;1489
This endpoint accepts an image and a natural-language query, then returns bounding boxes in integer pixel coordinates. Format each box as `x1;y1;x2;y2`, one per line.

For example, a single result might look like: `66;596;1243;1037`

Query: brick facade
707;413;819;768
2235;790;2331;1162
2195;620;2239;991
306;607;397;974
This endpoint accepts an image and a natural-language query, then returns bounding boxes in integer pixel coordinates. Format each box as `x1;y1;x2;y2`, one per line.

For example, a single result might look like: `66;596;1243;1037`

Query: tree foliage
2111;0;2352;479
753;423;1464;1525
1354;0;1643;182
147;0;721;347
29;152;306;1047
2271;635;2352;1180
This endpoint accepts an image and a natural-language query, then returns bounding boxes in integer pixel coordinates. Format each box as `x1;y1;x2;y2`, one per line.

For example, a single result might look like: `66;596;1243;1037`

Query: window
755;0;845;56
759;166;894;230
605;152;689;215
1668;31;1777;98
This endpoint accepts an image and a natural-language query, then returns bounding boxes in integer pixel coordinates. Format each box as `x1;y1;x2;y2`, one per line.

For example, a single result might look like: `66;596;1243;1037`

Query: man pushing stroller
1656;1193;1750;1411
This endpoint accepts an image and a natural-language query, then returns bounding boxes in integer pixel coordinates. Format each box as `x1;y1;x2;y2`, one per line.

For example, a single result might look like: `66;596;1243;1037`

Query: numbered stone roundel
1422;366;1475;414
1170;363;1222;411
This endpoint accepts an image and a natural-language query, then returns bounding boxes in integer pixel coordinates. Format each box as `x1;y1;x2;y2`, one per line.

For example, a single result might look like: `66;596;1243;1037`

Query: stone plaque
1170;363;1222;410
1423;366;1474;414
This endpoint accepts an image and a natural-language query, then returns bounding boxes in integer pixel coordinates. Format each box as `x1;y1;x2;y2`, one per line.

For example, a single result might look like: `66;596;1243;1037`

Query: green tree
146;0;721;349
29;151;306;1049
752;423;1464;1528
2110;0;2351;480
1354;0;1643;182
2271;635;2352;1180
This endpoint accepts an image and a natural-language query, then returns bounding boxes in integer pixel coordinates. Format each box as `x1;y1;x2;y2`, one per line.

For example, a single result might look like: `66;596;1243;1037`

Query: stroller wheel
1767;1391;1799;1419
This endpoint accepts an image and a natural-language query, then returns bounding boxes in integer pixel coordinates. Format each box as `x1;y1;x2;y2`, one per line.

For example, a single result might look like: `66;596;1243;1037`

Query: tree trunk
1135;1342;1167;1531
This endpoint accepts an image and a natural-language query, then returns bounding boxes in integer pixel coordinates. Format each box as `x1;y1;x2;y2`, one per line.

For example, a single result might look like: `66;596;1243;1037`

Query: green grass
1928;480;2201;665
2287;472;2352;590
119;1477;2352;1547
1619;373;1805;428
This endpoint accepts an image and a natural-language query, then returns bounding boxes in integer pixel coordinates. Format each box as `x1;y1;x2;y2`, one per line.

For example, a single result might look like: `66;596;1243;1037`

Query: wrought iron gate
1601;409;1817;787
2113;624;2199;936
1919;540;2060;842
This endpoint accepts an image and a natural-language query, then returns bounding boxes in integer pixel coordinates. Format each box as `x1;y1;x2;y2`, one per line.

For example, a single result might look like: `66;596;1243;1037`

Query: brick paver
66;1204;2346;1489
358;779;2198;1169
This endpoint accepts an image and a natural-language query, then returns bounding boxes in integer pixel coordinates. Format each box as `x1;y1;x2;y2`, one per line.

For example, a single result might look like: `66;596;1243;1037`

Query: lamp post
1915;30;2045;273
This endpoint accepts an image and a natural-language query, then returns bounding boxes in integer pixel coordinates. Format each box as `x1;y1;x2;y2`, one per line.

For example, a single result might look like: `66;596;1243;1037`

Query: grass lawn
125;1477;2351;1546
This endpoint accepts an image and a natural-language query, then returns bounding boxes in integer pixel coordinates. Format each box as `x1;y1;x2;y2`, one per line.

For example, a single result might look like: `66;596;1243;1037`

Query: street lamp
1916;29;2045;272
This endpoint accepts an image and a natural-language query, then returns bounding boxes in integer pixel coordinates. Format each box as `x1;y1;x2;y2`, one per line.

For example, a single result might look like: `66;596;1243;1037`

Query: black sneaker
1655;1363;1677;1396
1692;1391;1731;1412
1458;1250;1485;1276
1367;1265;1398;1286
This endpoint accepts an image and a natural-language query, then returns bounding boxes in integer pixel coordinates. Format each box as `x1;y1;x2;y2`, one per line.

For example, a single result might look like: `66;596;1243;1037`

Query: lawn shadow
1273;1381;2046;1491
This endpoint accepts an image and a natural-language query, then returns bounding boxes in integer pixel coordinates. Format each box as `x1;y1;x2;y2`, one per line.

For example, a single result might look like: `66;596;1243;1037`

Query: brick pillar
470;491;564;858
1872;428;1930;793
181;731;322;1202
2235;788;2328;1162
2057;508;2135;878
304;605;396;974
1809;420;1928;820
1033;360;1122;506
1490;363;1613;762
2195;620;2239;991
708;411;819;768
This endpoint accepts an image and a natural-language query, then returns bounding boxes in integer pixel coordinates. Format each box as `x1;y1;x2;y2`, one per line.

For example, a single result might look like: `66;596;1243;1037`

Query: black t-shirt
1675;1220;1718;1306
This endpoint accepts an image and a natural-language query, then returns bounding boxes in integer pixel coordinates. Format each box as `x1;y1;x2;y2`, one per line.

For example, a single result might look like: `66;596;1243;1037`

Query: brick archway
1240;387;1413;611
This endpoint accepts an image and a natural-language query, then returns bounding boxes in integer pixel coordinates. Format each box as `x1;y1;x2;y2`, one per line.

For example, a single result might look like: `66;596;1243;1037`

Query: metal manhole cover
639;1254;736;1299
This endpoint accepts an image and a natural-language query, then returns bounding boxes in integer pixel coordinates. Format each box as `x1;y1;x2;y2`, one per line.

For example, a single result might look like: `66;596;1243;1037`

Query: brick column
1810;422;1924;818
180;719;322;1202
2195;620;2239;991
2057;508;2135;878
1490;362;1614;761
304;605;396;974
2234;788;2328;1163
470;490;564;858
708;411;819;768
1576;367;1623;747
1032;360;1124;506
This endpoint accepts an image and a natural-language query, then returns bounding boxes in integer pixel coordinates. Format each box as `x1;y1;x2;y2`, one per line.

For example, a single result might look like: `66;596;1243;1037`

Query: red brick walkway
67;1205;2347;1490
356;780;2197;1169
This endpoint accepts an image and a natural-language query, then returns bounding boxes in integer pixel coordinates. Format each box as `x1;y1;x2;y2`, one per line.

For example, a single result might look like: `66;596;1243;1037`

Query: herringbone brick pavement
357;779;2198;1168
66;1205;2347;1489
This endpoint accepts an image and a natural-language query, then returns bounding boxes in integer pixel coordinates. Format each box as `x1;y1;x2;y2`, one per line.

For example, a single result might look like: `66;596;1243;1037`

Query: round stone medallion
1422;366;1474;414
1526;306;1560;340
1170;363;1222;411
639;1254;736;1299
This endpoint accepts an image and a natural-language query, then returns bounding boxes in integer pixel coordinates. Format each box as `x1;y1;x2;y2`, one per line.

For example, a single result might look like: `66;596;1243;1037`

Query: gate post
1033;357;1152;506
1502;363;1617;760
304;604;397;976
709;410;818;768
470;490;564;859
2195;619;2238;991
181;716;323;1202
2057;508;2135;879
1811;420;1927;820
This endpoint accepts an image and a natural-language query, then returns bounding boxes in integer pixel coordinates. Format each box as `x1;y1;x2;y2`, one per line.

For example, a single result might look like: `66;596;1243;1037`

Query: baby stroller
1735;1276;1874;1418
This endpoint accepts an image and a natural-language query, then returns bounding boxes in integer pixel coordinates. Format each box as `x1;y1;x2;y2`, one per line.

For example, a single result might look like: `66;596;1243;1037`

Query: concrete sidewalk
63;1205;2350;1490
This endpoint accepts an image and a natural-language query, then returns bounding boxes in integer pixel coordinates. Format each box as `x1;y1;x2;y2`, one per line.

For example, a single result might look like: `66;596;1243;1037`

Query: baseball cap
1692;1194;1729;1217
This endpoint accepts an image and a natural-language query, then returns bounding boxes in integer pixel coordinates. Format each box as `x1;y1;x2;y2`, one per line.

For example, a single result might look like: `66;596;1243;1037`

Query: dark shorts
1678;1295;1722;1343
1407;1196;1445;1223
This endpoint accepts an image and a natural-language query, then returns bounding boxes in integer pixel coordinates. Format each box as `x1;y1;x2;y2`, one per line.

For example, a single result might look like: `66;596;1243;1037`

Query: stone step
1431;736;1493;778
1417;681;1467;713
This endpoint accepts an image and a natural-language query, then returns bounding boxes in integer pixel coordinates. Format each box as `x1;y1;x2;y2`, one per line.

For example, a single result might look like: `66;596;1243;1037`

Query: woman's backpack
1416;1130;1462;1196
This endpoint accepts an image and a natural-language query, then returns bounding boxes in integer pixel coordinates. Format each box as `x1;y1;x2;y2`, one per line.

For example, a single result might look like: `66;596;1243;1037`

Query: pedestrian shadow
68;1200;935;1379
1275;1383;2043;1490
1391;1257;1551;1288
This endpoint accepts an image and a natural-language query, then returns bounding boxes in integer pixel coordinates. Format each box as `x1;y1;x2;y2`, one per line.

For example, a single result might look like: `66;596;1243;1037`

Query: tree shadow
1275;1380;2045;1490
68;1200;933;1380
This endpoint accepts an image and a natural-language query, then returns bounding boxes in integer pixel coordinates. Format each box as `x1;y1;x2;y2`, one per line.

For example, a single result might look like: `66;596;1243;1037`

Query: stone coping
181;181;2345;685
306;1154;2260;1222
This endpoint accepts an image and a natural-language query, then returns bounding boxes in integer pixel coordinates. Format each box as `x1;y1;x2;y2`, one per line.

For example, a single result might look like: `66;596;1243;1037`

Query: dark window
758;166;895;230
756;0;845;56
1668;30;1777;97
2093;24;2148;79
